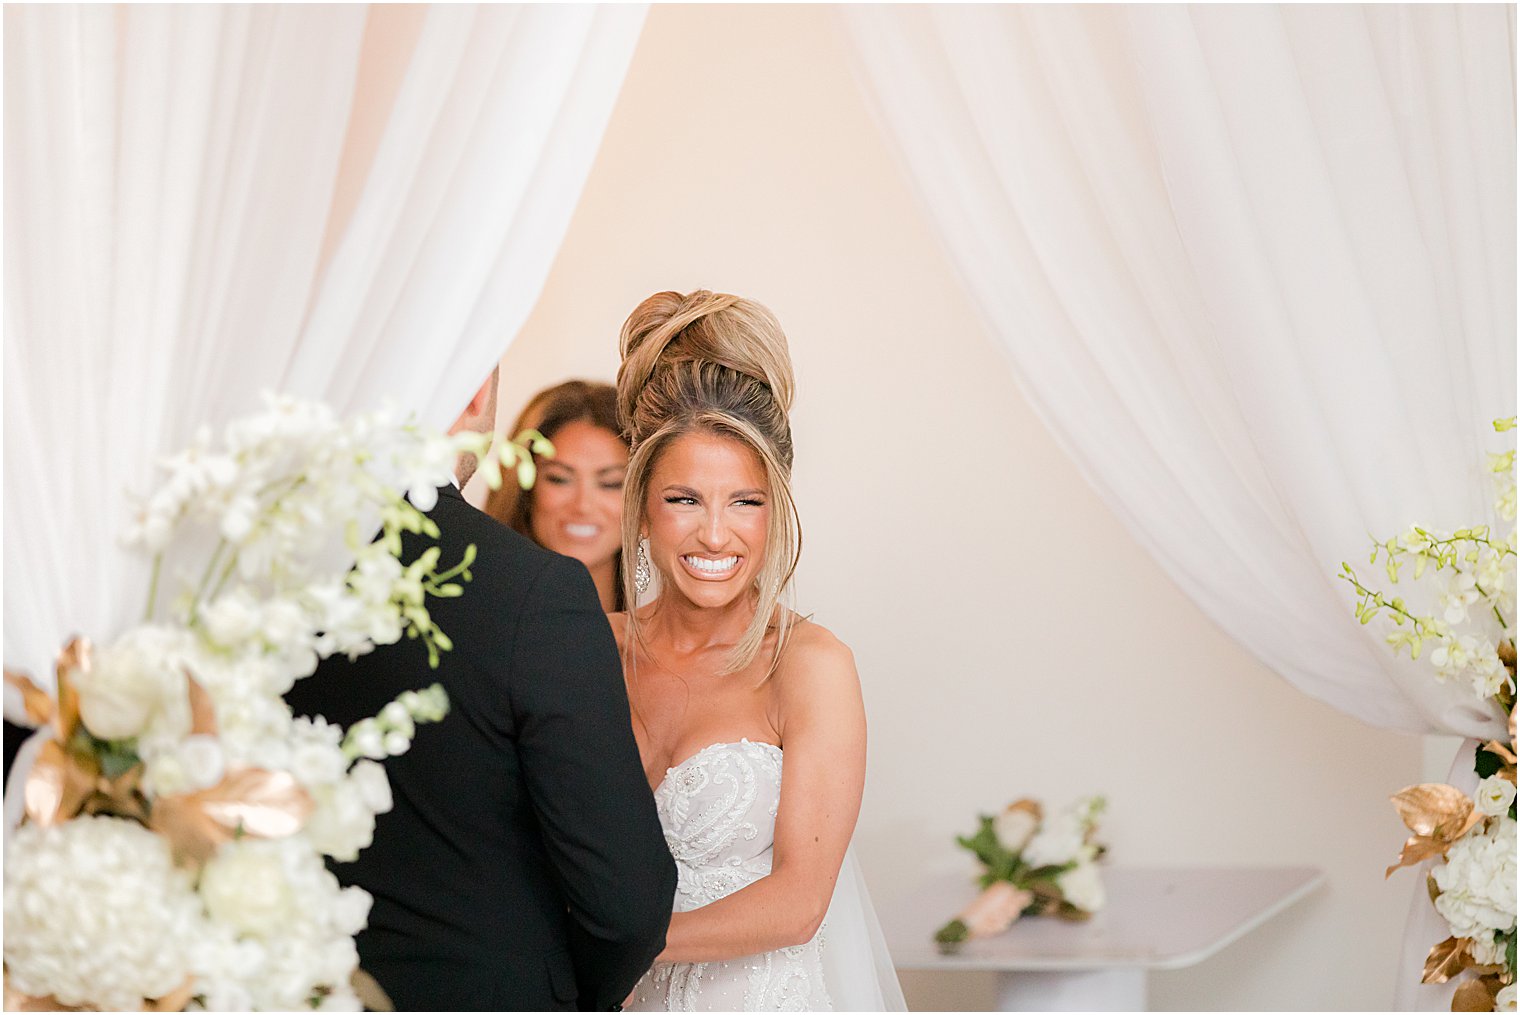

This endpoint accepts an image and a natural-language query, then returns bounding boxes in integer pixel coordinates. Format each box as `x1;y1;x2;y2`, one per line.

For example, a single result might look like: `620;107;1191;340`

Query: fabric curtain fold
4;3;646;697
843;4;1515;740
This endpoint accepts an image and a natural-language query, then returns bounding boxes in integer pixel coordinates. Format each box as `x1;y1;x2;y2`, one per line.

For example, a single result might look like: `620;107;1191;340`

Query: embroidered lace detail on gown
626;740;832;1012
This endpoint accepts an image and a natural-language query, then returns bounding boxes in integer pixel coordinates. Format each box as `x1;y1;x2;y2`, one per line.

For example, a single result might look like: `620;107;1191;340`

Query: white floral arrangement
1339;416;1517;1013
2;393;544;1011
933;795;1107;952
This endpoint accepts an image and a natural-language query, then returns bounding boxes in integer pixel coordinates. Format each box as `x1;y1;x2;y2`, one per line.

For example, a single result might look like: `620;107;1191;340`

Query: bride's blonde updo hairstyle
616;289;801;675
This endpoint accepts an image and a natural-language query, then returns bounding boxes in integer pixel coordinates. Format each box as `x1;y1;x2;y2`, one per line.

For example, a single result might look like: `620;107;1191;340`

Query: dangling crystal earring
635;541;652;596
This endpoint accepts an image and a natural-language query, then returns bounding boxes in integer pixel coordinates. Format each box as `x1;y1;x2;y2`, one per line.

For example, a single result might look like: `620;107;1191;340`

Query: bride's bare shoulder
776;616;858;688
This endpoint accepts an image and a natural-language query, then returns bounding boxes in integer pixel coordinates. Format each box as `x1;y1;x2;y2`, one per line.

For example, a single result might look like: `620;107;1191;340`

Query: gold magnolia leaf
186;673;217;737
23;739;95;827
1450;975;1497;1012
4;670;54;727
150;766;313;867
1004;798;1043;820
1422;936;1474;985
52;637;89;742
80;763;148;824
1388;834;1458;878
351;969;394;1013
1392;785;1482;838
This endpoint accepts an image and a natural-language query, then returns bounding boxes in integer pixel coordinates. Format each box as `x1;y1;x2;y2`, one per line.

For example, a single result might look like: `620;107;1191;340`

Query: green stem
192;540;229;619
144;553;163;623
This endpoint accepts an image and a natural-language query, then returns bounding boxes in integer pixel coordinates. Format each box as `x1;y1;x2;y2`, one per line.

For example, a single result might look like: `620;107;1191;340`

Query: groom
288;372;675;1012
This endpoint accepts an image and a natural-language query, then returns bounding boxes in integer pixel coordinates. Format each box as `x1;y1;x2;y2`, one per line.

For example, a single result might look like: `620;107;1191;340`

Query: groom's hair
615;290;801;677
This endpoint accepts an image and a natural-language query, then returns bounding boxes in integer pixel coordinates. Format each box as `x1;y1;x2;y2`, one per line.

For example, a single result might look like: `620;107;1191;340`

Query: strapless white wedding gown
626;740;905;1013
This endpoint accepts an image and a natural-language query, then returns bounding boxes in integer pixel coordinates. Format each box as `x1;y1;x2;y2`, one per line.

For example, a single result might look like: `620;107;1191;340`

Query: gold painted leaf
1388;834;1456;878
4;670;54;727
52;637;89;742
186;674;217;737
150;766;313;867
144;977;195;1012
1450;976;1497;1012
1422;937;1473;985
1392;785;1481;838
23;739;95;827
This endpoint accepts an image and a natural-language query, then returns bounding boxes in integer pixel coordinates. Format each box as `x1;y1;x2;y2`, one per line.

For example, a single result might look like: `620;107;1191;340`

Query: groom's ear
450;372;498;436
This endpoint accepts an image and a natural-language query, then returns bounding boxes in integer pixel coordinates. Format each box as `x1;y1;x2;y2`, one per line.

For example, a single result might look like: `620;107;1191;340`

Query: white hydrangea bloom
1433;816;1517;940
4;818;206;1010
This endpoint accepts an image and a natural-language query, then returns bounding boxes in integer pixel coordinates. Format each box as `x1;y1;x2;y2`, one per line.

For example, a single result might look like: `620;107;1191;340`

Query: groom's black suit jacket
287;484;675;1012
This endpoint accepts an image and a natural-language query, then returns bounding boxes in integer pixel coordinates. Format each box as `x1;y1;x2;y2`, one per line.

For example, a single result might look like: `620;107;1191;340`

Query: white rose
1433;817;1517;939
199;840;299;938
1497;984;1516;1012
1056;861;1106;913
1475;776;1517;817
75;627;187;740
1023;815;1084;869
994;807;1039;853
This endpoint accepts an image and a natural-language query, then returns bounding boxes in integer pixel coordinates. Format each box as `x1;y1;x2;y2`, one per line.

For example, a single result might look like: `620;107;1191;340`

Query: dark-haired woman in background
485;380;629;613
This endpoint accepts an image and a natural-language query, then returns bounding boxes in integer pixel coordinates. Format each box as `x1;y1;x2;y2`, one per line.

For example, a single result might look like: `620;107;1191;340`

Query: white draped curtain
844;4;1515;740
843;6;1514;1008
4;3;646;697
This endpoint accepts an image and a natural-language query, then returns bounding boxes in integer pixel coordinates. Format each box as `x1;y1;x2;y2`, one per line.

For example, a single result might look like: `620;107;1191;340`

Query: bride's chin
668;576;751;610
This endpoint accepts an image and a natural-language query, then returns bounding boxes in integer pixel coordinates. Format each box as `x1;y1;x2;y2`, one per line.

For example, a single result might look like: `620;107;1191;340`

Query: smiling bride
611;290;905;1012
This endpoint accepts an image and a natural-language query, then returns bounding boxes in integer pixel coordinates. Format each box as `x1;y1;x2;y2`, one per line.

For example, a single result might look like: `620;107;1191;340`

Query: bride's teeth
565;524;599;538
684;555;738;573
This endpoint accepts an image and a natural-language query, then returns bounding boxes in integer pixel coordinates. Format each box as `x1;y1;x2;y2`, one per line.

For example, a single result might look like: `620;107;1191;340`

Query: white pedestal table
881;866;1324;1012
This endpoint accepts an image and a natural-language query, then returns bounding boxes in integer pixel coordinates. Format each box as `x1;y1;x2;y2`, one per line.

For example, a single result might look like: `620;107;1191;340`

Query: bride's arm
656;626;867;964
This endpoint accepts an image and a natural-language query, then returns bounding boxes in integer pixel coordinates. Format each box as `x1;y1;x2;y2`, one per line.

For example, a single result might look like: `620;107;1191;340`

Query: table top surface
881;865;1324;972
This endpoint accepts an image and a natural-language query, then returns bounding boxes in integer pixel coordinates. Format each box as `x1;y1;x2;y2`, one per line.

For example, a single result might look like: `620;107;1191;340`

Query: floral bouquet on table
933;795;1107;952
2;394;546;1012
1339;416;1517;1013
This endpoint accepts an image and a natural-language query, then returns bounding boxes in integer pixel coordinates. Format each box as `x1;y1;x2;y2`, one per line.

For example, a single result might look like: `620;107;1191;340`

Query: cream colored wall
496;5;1422;1010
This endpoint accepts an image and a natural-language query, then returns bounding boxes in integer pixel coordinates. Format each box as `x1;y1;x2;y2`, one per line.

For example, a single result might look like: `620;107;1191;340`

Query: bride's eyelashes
661;494;767;508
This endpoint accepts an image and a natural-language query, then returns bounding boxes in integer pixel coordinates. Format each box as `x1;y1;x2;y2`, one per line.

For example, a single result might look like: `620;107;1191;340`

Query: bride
611;291;905;1012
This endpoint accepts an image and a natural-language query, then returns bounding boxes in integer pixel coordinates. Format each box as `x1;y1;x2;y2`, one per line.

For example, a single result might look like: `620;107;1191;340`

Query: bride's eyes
735;498;765;508
665;495;698;506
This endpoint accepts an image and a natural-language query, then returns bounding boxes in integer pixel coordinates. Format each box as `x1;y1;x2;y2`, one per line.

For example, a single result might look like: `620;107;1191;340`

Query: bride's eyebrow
731;489;766;499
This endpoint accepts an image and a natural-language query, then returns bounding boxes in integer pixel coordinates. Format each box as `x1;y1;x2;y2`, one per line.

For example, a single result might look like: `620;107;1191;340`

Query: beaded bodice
626;741;832;1012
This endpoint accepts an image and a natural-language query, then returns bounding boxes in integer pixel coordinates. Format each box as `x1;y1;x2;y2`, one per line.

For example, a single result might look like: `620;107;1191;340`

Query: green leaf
934;918;969;952
1475;745;1504;780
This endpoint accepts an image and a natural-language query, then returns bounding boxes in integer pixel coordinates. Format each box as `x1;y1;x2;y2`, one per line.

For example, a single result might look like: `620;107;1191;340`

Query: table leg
993;968;1147;1011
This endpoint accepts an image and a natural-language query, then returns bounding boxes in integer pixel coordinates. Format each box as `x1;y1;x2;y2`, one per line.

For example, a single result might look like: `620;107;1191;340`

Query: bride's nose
698;509;729;549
